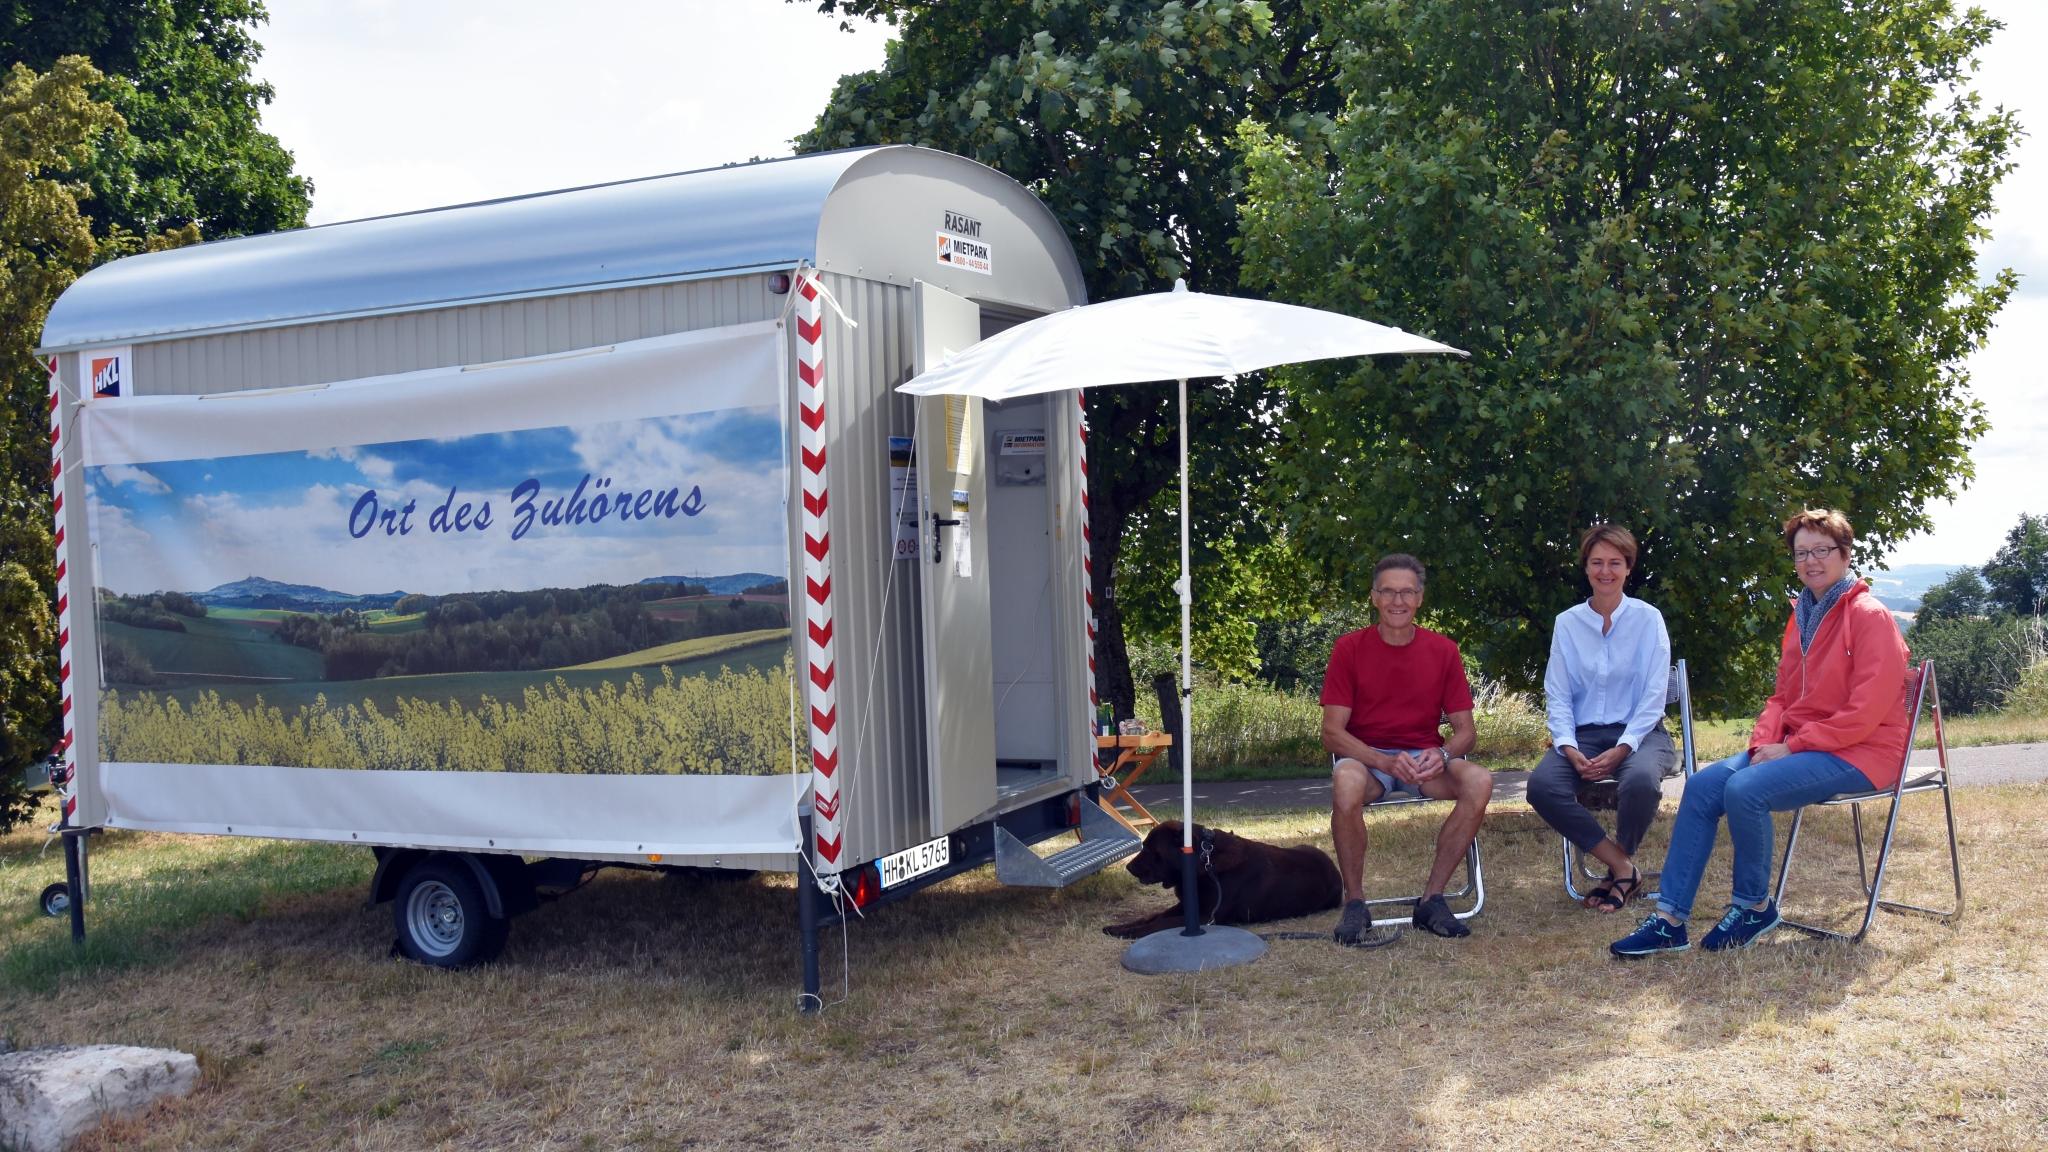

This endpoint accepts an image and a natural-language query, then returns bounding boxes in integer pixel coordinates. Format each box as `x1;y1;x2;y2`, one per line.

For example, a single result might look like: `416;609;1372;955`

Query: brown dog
1103;820;1343;939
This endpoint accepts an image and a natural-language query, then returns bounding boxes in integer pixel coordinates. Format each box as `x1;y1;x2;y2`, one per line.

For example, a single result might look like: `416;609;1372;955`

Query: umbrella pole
1177;377;1201;937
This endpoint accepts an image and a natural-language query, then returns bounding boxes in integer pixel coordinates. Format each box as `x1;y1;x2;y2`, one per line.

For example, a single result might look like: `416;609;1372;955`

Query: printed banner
79;325;794;785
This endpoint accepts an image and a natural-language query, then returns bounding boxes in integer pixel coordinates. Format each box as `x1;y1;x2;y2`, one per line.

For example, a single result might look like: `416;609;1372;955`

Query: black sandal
1588;869;1643;913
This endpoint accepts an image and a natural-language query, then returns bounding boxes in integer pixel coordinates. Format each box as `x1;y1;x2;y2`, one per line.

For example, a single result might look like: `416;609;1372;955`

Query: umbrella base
1119;924;1267;974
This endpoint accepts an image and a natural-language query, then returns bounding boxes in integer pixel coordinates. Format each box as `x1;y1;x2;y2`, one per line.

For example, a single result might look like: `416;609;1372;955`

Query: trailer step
994;801;1141;888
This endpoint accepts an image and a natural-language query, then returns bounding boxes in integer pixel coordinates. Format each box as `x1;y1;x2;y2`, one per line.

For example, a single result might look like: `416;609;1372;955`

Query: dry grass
1691;709;2048;764
2;785;2044;1151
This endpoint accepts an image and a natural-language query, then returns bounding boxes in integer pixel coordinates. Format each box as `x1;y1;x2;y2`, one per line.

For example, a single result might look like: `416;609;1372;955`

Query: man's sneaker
1332;899;1372;945
1700;902;1782;952
1411;894;1471;938
1610;913;1690;958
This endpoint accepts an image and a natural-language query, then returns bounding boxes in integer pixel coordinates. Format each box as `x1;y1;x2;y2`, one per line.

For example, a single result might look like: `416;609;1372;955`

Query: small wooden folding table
1094;733;1172;835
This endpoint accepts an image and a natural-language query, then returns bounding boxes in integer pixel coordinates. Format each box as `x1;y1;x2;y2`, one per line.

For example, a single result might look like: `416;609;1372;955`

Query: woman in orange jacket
1611;509;1911;957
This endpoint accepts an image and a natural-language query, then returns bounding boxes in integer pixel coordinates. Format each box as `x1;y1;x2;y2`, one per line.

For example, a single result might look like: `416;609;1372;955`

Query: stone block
0;1045;198;1152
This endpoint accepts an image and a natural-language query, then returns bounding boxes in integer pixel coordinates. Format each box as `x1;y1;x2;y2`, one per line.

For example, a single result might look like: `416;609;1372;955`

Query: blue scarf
1795;577;1855;653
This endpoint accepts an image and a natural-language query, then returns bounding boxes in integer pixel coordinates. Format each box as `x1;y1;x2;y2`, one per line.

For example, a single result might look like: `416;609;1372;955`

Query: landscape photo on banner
81;348;794;777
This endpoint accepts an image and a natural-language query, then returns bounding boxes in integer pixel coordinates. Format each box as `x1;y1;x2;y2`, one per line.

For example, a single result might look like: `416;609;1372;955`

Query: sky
249;0;2043;571
87;405;789;597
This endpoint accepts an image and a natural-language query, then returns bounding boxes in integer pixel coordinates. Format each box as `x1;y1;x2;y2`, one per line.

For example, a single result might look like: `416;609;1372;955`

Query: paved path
1129;742;2048;812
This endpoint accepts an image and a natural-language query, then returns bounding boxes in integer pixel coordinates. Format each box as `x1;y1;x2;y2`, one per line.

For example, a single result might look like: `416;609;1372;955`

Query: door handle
930;514;962;563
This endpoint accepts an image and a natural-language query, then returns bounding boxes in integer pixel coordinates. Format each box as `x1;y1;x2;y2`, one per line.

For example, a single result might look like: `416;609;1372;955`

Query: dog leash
1192;831;1402;949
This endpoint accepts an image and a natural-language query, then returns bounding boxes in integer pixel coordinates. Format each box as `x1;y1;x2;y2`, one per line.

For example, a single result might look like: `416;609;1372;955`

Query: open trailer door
913;281;998;837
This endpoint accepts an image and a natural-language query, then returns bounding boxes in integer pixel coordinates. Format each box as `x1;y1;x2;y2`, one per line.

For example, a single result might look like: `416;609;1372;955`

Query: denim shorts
1331;749;1438;799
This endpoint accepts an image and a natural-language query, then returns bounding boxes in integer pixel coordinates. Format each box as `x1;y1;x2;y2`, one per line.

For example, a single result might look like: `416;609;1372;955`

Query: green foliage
1916;567;1989;624
100;658;798;776
2004;653;2048;718
1131;666;1551;773
1238;0;2014;712
796;0;1339;709
0;0;311;242
0;56;123;832
0;560;55;828
281;585;787;681
1981;512;2048;617
1907;614;2042;714
0;6;307;830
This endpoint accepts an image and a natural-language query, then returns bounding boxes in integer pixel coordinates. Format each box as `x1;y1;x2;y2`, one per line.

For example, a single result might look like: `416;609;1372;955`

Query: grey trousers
1527;722;1675;856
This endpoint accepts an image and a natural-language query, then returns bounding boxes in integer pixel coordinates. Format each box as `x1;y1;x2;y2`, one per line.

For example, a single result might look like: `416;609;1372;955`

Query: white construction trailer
36;145;1137;1007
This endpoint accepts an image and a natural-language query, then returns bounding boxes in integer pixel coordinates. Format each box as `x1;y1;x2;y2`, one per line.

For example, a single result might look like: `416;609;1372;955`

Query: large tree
1916;566;1989;624
0;57;122;831
1981;512;2047;618
1239;0;2014;708
794;0;1338;713
1;0;311;242
0;3;309;830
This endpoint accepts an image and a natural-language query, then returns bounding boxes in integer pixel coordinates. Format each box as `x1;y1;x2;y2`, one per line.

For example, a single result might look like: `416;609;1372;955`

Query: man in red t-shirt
1321;554;1491;941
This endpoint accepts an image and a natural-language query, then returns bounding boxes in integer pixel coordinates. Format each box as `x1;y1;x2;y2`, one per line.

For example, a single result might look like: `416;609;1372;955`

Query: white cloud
243;0;2042;570
98;464;170;495
255;0;890;226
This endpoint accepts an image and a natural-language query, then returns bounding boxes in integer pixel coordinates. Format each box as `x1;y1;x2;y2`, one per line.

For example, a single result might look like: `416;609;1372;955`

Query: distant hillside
1868;562;1973;615
639;573;783;595
194;576;406;613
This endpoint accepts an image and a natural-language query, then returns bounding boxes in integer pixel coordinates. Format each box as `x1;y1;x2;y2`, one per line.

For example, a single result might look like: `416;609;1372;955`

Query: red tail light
848;864;881;908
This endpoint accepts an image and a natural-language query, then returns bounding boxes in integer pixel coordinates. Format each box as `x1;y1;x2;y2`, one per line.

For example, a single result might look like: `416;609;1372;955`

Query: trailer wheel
393;858;508;968
38;882;70;918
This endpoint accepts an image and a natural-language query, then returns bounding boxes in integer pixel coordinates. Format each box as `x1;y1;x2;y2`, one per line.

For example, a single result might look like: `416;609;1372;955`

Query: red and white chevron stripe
47;356;76;819
1078;393;1096;711
795;273;843;876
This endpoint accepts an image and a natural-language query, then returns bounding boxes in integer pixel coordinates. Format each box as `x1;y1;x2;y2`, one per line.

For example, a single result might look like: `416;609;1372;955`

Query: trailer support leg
62;829;86;945
798;813;822;1015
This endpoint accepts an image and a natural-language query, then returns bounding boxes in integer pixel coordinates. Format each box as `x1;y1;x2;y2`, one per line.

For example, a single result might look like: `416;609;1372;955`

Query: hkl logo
90;356;122;399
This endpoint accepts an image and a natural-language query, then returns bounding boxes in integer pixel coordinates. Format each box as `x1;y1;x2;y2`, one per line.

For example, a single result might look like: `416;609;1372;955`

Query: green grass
560;629;788;671
104;617;324;682
1155;675;2048;784
0;815;370;994
205;608;425;633
145;642;791;714
1;789;2041;1150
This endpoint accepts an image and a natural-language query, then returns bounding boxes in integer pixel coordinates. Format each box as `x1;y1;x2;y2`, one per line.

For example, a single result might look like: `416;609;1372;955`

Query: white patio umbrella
899;280;1465;971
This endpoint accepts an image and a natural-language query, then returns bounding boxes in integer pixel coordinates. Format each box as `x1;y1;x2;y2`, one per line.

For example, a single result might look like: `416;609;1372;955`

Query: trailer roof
40;145;1084;353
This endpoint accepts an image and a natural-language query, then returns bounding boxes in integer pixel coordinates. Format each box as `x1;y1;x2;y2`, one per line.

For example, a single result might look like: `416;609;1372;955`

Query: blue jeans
1654;750;1868;921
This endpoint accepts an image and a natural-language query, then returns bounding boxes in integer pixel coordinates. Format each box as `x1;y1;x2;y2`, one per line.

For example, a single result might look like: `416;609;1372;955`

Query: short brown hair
1578;523;1638;569
1782;509;1854;553
1373;553;1426;587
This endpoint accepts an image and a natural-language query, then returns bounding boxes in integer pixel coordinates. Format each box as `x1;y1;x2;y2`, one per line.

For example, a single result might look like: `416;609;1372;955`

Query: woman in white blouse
1527;524;1675;911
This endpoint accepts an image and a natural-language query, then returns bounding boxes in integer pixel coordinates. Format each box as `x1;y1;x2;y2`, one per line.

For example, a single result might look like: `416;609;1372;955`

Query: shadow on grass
0;828;373;996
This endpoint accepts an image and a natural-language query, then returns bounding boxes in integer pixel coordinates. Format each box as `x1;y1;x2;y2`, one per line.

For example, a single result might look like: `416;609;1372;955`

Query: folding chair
1094;733;1170;834
1360;792;1485;930
1561;660;1699;902
1771;660;1963;943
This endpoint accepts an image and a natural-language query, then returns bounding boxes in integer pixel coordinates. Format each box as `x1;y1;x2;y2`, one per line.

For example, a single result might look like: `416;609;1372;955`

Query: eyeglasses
1791;545;1841;563
1372;587;1422;601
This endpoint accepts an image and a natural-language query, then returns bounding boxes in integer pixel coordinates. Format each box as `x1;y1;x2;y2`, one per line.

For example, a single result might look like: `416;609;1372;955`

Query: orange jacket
1749;581;1912;789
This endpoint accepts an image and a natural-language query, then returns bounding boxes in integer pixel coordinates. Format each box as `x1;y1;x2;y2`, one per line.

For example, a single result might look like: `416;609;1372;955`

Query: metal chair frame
1360;789;1485;930
1771;660;1964;944
1560;659;1699;903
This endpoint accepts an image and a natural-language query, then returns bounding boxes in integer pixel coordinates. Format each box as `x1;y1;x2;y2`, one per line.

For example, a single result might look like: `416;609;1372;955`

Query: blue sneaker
1700;902;1782;951
1610;913;1690;958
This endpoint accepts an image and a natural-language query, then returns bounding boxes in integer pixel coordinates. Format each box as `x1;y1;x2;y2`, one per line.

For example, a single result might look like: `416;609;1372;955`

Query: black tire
392;858;509;968
38;882;71;918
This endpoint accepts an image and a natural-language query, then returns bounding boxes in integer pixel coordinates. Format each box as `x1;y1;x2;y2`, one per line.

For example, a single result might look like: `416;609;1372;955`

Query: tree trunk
1151;672;1183;756
1089;490;1135;721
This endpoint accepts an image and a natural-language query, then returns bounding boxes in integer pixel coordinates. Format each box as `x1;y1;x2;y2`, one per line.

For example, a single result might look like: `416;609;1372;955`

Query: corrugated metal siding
131;275;786;394
1045;397;1094;785
110;273;802;872
811;273;929;866
106;267;1082;869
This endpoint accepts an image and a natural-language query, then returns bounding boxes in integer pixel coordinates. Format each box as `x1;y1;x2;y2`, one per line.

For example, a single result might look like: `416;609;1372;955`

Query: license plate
878;835;951;888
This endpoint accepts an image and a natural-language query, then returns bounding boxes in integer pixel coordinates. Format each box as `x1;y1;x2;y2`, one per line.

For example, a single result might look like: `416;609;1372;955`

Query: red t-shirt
1320;627;1476;750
